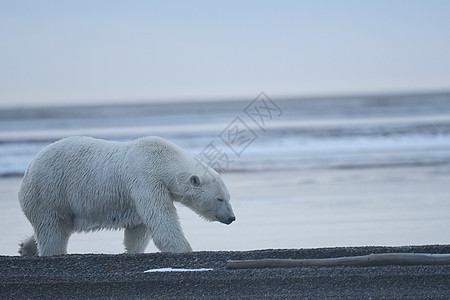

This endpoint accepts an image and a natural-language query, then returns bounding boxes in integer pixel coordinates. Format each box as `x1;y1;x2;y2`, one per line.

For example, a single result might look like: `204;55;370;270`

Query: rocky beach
1;245;450;299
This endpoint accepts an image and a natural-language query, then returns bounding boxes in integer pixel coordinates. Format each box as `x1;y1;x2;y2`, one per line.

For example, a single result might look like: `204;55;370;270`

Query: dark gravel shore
1;245;450;299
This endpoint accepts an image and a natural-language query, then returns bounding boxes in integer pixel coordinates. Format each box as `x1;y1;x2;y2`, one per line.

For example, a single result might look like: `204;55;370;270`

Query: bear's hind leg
35;221;72;256
124;224;151;254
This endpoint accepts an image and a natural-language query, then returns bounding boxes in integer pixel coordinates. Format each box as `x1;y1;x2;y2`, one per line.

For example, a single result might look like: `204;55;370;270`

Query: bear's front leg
124;224;152;254
149;208;193;253
132;184;192;253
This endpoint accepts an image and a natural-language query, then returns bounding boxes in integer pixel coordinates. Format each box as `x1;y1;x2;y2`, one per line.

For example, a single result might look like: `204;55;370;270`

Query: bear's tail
19;235;38;256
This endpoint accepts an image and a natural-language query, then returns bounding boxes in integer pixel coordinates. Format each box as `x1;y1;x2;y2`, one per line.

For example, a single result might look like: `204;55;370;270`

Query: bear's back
25;136;124;176
19;137;128;209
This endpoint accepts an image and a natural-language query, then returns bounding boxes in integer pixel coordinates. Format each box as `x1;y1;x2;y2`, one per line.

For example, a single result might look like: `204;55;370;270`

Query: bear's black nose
227;216;236;224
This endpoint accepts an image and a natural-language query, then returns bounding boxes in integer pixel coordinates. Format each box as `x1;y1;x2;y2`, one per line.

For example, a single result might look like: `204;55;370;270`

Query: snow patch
143;267;214;273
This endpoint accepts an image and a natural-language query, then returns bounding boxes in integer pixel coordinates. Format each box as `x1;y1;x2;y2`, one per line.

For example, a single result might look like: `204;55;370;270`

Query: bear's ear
189;175;201;187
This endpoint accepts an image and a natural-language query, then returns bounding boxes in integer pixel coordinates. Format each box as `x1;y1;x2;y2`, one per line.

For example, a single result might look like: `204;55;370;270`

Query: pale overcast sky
1;1;450;107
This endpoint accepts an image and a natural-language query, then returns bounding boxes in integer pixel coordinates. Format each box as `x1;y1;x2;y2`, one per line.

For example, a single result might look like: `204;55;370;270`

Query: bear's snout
217;214;235;225
215;197;235;225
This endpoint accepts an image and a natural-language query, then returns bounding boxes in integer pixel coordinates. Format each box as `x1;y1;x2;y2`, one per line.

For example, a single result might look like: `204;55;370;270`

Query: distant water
1;93;450;177
2;94;450;255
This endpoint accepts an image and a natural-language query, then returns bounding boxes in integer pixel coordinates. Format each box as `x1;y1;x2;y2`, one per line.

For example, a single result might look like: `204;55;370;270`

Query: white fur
18;136;235;256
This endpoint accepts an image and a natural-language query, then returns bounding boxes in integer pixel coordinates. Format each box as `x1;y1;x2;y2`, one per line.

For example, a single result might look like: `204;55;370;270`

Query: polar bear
18;136;235;256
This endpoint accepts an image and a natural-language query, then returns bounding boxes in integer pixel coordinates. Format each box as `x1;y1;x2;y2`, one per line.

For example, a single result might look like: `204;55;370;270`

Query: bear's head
169;167;235;225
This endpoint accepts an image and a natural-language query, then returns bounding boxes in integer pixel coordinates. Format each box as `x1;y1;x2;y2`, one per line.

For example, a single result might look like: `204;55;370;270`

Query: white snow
143;267;214;273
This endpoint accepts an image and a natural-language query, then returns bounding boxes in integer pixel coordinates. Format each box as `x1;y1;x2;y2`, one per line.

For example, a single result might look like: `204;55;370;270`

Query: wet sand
2;160;449;256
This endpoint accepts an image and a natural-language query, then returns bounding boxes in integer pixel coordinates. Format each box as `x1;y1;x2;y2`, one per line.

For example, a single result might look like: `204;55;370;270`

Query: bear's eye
190;175;201;187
